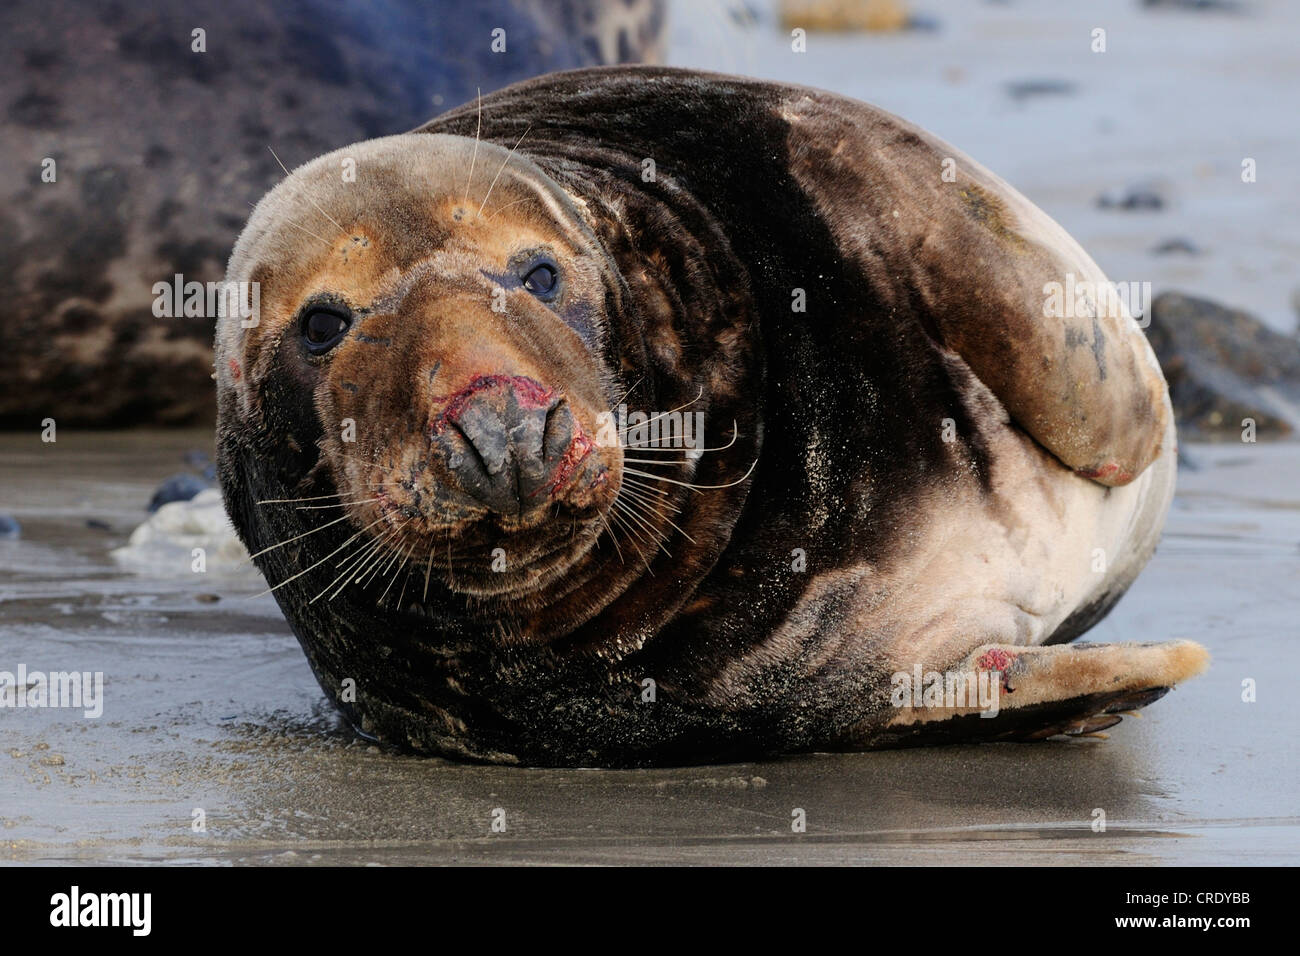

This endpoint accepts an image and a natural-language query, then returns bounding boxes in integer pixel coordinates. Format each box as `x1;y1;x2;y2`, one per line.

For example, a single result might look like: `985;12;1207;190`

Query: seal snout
433;375;598;516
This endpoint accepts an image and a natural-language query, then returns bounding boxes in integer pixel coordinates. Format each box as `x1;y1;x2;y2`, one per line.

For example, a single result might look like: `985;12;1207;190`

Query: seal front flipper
861;640;1209;749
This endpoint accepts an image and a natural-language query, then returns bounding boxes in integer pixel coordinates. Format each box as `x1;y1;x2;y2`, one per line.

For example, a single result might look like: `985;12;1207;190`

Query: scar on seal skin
215;66;1204;767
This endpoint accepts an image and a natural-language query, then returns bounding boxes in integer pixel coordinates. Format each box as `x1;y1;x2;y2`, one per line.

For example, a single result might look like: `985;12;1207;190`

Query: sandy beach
1;431;1296;865
1;0;1297;864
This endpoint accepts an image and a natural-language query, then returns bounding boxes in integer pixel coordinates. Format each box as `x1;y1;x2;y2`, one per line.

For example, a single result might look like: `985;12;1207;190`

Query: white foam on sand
110;488;251;576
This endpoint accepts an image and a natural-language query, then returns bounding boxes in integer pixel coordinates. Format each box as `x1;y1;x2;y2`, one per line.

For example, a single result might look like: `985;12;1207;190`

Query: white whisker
268;146;348;236
477;125;532;218
462;87;482;208
254;514;388;597
623;458;758;492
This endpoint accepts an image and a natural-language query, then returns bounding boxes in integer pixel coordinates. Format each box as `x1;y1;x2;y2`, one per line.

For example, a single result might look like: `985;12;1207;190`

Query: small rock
148;472;213;512
727;1;763;27
184;449;219;481
1006;79;1075;102
1146;292;1300;439
195;593;221;603
1098;183;1167;211
1143;0;1244;12
905;13;941;31
1151;237;1201;256
40;754;65;767
182;449;212;469
0;513;19;540
85;518;112;531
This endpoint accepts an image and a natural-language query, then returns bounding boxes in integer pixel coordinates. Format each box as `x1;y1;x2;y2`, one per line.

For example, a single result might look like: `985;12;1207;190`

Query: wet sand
1;430;1296;865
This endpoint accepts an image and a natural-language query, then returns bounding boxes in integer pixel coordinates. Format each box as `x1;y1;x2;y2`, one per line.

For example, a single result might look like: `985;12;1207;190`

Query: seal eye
301;308;351;354
522;261;559;300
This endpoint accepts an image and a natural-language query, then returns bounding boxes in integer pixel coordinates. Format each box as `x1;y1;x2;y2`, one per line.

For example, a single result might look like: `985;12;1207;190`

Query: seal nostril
448;417;490;480
436;383;556;515
542;397;572;460
544;398;561;436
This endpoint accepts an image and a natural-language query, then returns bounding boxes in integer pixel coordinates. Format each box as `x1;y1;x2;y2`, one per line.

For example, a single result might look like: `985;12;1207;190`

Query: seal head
221;134;634;601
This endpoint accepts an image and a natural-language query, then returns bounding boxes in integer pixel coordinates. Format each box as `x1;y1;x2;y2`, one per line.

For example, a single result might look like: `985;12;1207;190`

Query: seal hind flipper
773;83;1171;486
926;169;1173;488
867;640;1209;748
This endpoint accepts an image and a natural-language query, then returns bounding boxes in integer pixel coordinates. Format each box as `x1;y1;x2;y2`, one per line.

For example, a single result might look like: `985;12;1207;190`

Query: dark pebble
727;1;761;27
148;472;212;512
0;513;20;539
1152;237;1201;255
1143;0;1243;12
1006;79;1076;102
1097;184;1166;211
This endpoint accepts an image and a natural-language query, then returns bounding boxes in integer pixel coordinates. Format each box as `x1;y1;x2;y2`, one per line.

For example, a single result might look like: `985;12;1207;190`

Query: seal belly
707;365;1176;711
879;401;1178;675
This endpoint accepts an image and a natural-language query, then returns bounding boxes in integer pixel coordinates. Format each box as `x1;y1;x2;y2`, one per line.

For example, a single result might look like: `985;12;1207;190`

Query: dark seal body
217;67;1203;767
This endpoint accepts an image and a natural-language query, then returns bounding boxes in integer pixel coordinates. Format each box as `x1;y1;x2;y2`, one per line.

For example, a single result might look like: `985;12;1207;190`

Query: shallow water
1;430;1296;865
